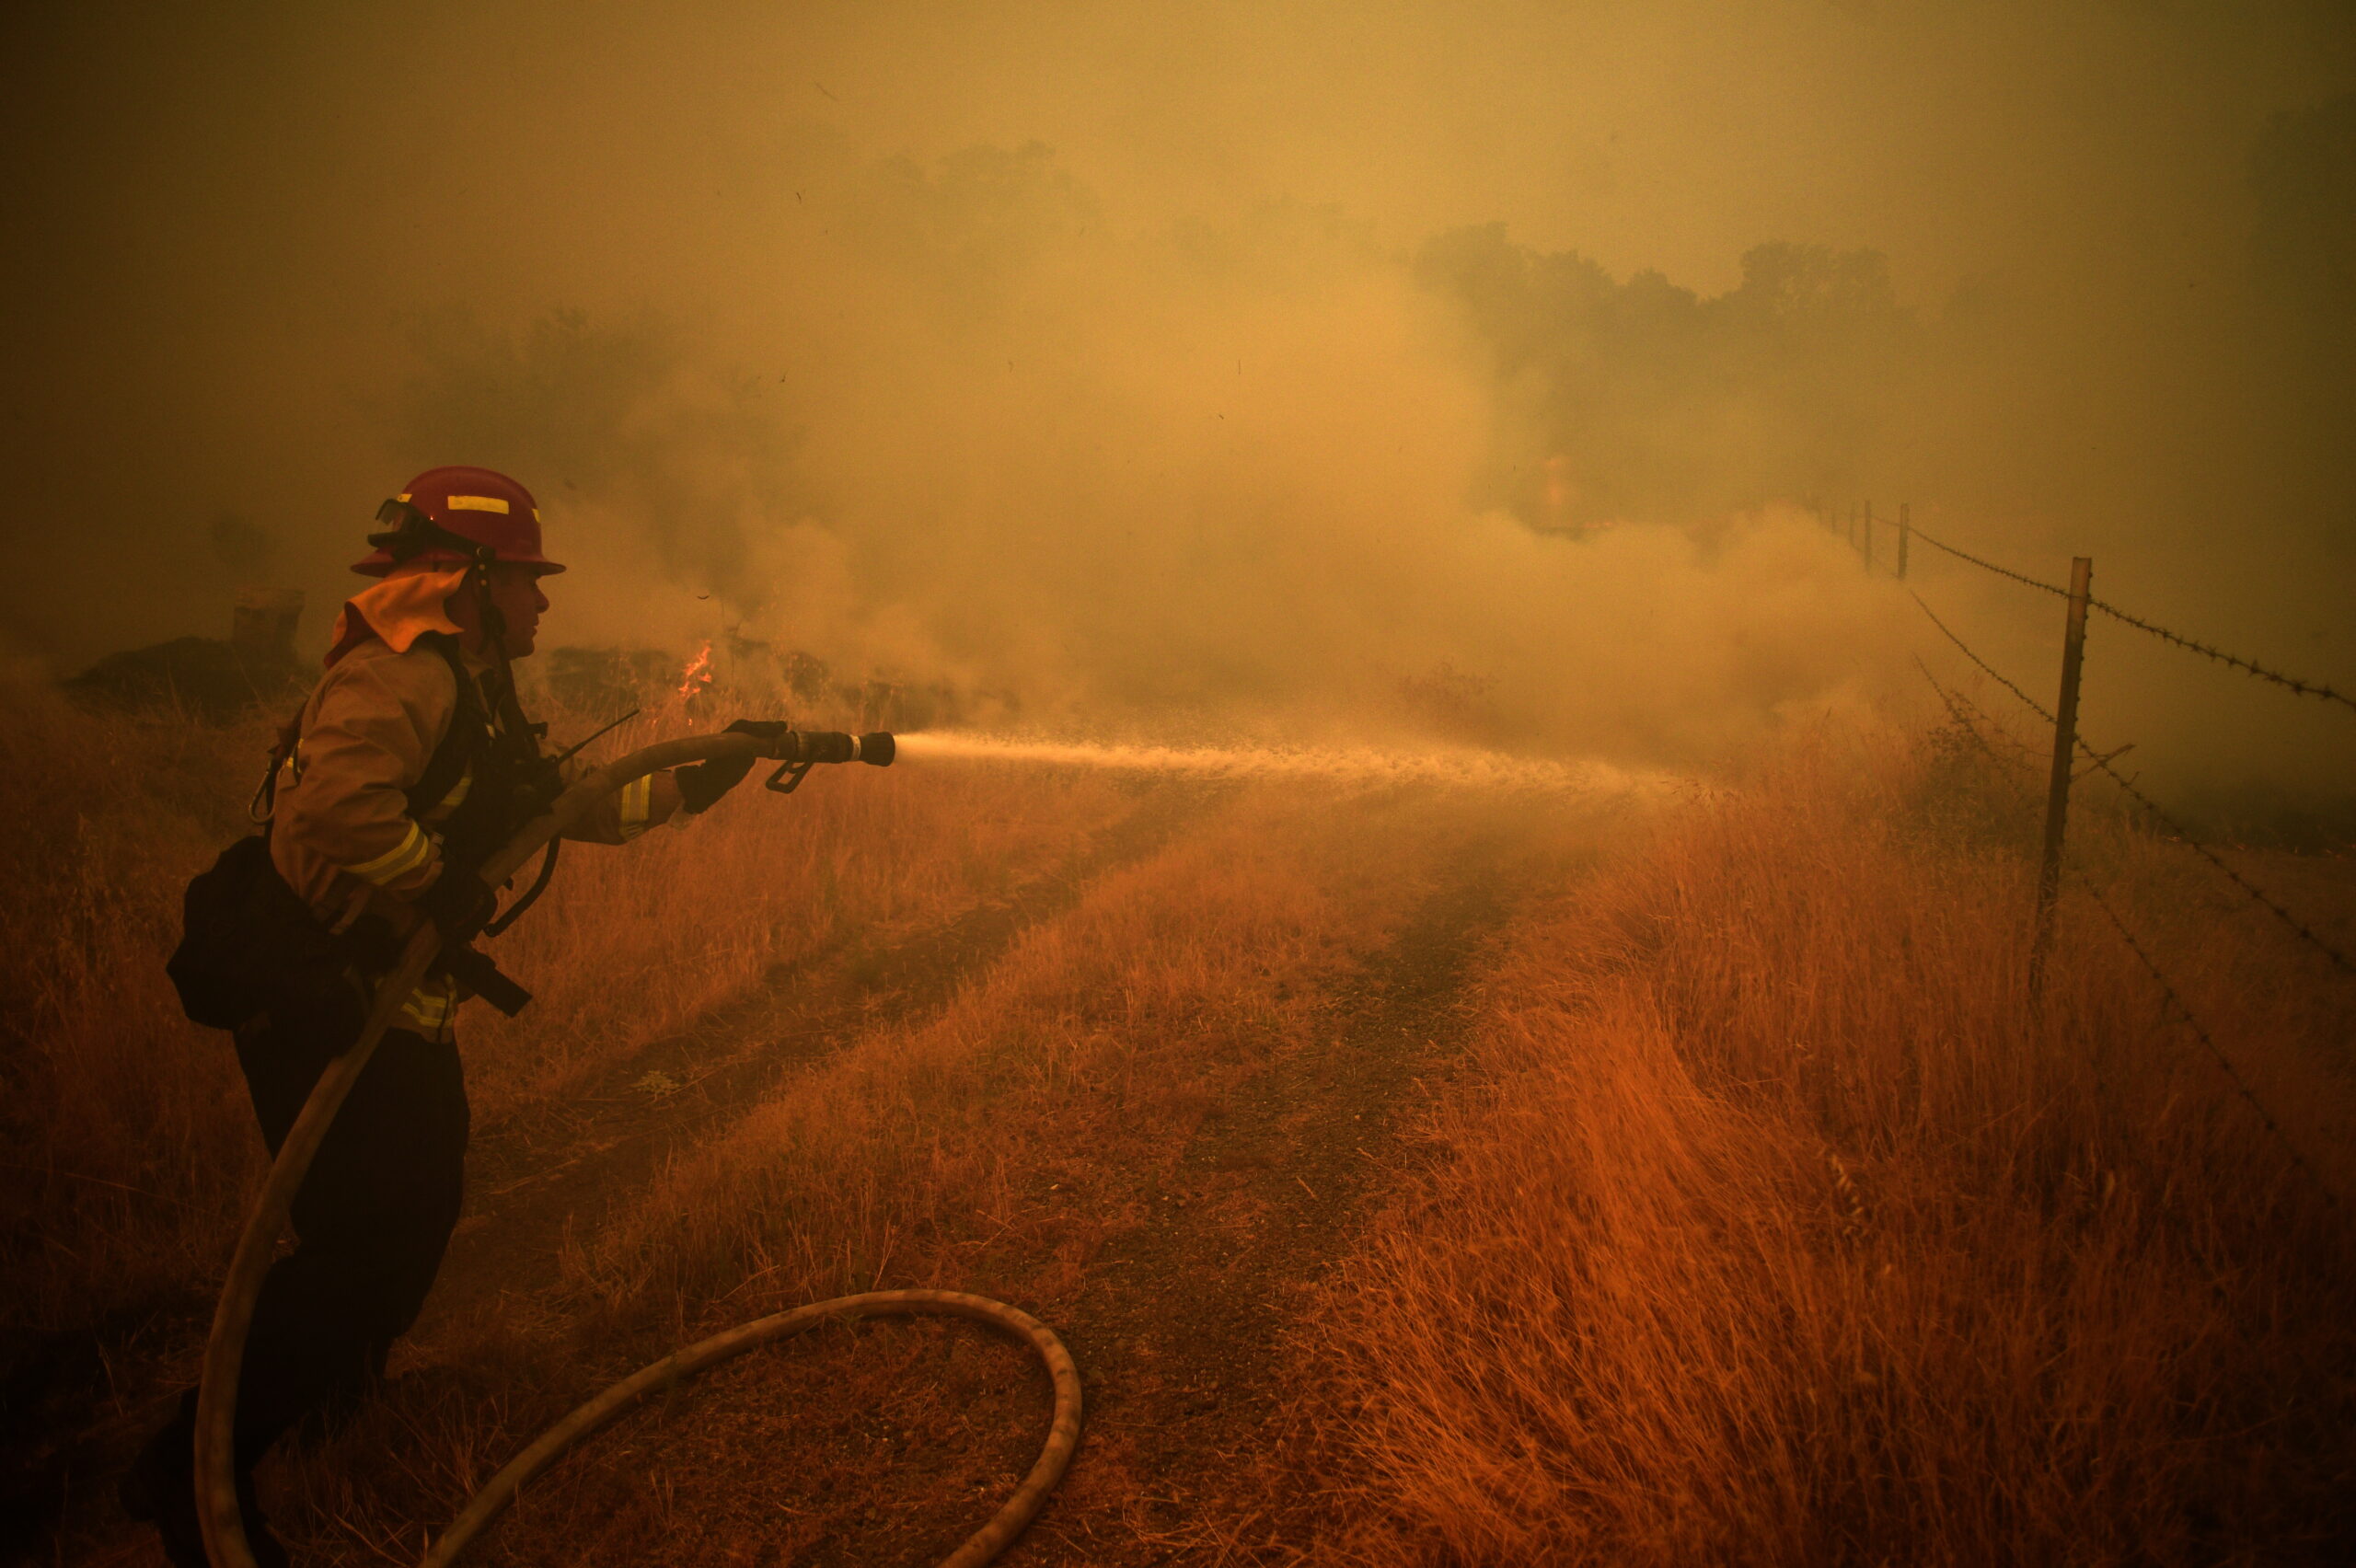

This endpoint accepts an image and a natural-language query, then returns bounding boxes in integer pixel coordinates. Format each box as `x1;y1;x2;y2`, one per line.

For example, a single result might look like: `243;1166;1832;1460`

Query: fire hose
194;731;1085;1568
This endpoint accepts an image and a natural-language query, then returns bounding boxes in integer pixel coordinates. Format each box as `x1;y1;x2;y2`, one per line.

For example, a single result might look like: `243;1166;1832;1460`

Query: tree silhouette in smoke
390;306;807;612
1416;226;1914;532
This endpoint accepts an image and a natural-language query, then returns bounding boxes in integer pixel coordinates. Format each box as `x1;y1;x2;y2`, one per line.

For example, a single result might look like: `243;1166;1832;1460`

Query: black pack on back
166;836;384;1042
167;634;542;1036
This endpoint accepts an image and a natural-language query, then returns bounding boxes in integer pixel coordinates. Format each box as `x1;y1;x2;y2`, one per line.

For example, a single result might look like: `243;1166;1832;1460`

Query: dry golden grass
21;664;2356;1566
574;786;1425;1319
0;679;1137;1342
0;676;266;1333
1299;722;2356;1566
456;701;1140;1122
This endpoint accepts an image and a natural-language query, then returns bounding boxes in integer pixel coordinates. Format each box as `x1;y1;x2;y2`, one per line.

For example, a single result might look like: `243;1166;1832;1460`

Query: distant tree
1416;227;1912;531
389;306;803;611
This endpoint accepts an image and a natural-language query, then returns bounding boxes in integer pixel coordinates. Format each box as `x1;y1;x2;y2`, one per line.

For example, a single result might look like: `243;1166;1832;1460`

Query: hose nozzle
764;731;895;792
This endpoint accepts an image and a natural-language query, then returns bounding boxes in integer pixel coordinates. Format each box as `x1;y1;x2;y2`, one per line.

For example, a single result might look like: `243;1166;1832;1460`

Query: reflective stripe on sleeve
618;775;653;841
422;764;473;823
343;820;433;887
399;984;454;1032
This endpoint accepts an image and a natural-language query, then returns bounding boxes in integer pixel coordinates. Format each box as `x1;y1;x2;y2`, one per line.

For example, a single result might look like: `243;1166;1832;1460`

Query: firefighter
123;468;761;1567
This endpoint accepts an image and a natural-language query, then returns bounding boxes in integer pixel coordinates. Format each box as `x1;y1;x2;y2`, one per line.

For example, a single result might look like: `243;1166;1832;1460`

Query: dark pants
190;1015;470;1466
127;1016;468;1562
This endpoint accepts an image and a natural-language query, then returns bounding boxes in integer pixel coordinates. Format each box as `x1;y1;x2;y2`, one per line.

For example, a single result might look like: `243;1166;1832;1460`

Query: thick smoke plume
3;2;2350;804
378;158;1917;765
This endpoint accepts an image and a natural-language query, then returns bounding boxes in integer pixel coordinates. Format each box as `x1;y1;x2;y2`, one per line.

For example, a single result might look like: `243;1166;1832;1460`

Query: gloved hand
675;720;790;813
415;868;497;940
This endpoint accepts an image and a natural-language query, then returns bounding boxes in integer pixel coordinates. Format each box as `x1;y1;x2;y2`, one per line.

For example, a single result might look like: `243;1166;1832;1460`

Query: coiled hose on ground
195;732;1085;1568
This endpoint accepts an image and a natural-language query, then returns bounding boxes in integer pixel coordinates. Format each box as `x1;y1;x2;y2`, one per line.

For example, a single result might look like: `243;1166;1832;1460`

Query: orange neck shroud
324;564;468;668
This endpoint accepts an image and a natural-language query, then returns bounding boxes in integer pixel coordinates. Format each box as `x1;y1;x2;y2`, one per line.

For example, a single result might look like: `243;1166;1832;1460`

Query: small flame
678;640;714;703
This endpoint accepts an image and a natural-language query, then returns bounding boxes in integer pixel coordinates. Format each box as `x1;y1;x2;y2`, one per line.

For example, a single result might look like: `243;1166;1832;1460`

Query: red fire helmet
350;466;568;577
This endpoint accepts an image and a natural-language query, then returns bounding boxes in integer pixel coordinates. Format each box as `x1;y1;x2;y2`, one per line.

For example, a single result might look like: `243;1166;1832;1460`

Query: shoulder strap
247;703;308;827
417;636;565;880
405;633;490;817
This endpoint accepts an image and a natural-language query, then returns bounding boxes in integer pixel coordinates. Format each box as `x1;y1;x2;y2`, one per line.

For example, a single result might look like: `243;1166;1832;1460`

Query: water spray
894;728;1682;798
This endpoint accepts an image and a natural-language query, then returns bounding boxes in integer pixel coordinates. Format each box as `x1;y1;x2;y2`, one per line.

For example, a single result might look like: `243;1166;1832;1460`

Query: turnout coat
267;567;682;1038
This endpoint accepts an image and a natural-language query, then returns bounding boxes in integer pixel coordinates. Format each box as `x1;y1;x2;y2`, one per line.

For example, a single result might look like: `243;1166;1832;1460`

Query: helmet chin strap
456;552;555;806
468;560;514;663
372;496;547;765
465;558;509;651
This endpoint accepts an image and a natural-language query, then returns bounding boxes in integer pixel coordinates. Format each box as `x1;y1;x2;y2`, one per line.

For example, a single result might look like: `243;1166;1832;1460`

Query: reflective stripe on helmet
354;467;564;577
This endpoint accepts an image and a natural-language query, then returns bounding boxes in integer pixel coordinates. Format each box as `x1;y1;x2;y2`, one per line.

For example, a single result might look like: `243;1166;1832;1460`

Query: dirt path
1008;825;1528;1564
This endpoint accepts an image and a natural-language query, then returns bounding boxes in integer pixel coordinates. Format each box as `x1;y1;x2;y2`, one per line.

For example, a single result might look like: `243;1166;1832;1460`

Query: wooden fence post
1862;500;1874;573
2030;556;2094;1000
1897;502;1910;580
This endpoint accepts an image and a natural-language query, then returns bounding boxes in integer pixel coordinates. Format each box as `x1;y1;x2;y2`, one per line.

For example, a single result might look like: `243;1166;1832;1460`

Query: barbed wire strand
1915;659;2010;767
1909;588;2356;981
1912;654;2045;762
2086;597;2356;717
1902;523;2072;598
1917;636;2342;1205
1908;590;2060;723
1895;514;2356;717
2072;744;2356;982
1915;657;2040;767
2072;871;2341;1208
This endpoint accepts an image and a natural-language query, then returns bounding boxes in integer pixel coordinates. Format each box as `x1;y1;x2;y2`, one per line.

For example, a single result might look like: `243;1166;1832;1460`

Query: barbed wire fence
1812;494;2353;1205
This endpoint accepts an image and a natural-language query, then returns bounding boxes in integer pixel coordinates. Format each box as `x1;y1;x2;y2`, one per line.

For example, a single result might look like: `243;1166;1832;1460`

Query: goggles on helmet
368;498;502;571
